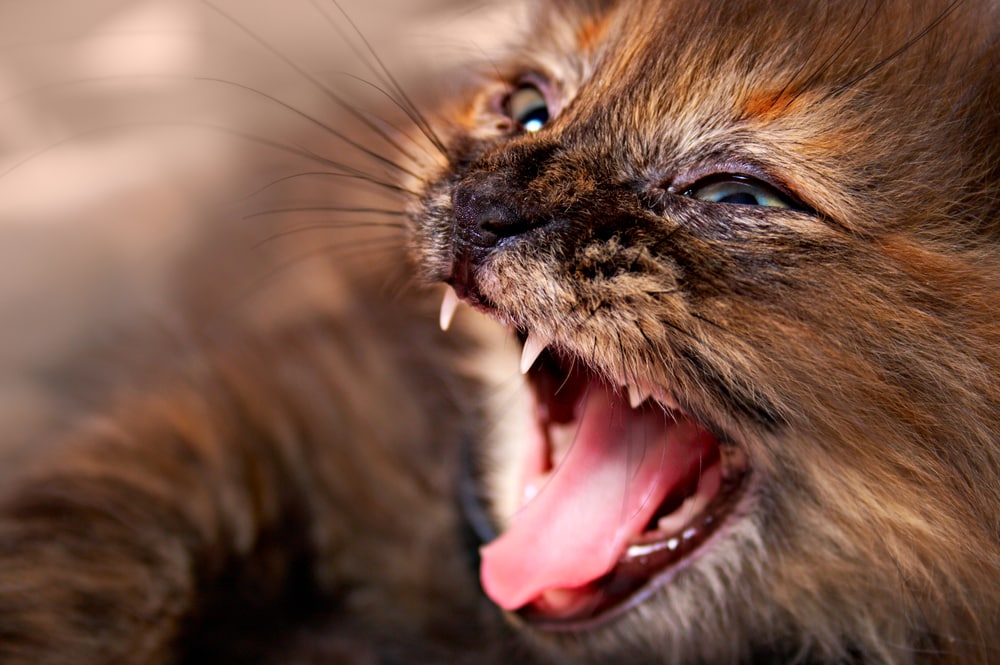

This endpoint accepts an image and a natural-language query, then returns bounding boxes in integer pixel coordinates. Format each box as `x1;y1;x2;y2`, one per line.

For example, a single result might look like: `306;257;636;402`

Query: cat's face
409;0;1000;662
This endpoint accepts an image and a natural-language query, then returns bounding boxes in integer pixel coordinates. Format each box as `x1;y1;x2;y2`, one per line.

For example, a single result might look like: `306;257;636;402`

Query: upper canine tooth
520;331;549;374
439;285;460;331
627;383;653;409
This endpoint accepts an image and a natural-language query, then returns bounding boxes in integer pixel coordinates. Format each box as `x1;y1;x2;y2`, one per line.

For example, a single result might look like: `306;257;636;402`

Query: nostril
452;175;545;248
453;190;507;247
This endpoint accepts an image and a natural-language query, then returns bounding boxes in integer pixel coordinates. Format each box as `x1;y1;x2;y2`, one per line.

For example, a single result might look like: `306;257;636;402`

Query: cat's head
408;0;1000;662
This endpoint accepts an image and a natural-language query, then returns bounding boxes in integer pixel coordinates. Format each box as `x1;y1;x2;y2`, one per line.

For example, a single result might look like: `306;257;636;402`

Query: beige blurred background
0;0;522;455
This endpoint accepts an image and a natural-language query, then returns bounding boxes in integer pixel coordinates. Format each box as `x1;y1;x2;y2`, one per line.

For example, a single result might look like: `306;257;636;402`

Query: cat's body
0;0;997;663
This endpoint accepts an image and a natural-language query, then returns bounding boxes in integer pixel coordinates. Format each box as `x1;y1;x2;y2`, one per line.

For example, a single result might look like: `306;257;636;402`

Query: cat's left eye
505;83;550;133
686;175;792;209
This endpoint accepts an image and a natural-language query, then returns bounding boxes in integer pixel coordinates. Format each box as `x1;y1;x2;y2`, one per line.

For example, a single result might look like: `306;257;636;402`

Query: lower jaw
518;456;748;630
461;324;753;630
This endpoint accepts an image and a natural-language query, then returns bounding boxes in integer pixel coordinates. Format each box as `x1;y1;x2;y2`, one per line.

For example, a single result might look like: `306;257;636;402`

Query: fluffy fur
0;0;997;663
414;0;1000;661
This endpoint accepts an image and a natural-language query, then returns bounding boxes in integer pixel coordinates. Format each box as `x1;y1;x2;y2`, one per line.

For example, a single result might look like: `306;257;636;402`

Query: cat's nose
451;173;543;249
447;171;548;306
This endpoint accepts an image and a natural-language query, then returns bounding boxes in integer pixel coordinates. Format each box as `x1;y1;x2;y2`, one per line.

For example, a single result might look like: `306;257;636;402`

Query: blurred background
0;0;519;460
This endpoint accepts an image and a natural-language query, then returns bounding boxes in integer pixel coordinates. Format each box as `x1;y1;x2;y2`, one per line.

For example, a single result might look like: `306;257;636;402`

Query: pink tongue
480;382;705;611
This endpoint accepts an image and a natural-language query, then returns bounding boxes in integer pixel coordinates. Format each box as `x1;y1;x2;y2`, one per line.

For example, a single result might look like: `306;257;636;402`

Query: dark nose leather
451;172;543;250
447;143;559;305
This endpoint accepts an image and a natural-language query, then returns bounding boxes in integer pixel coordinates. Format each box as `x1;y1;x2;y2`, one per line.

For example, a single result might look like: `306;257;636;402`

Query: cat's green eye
505;84;550;133
687;176;792;209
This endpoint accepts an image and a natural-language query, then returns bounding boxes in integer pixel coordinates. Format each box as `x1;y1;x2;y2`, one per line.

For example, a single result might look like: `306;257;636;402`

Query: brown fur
0;0;996;664
411;0;1000;663
0;257;514;664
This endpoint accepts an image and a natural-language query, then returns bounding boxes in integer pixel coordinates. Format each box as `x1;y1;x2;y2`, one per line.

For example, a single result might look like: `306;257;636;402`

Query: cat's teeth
654;388;681;412
627;383;654;409
439;285;460;331
520;332;549;374
656;463;721;534
623;380;682;411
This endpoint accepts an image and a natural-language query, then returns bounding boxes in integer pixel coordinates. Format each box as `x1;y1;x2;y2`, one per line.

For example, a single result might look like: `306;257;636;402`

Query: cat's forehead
516;0;985;117
504;1;803;154
498;1;844;174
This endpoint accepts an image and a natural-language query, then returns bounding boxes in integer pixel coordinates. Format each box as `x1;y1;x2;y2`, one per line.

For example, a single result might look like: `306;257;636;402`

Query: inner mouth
479;340;749;629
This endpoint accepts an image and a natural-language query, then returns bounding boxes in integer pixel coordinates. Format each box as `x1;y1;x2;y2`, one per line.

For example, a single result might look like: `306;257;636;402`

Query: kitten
0;0;998;664
411;0;1000;662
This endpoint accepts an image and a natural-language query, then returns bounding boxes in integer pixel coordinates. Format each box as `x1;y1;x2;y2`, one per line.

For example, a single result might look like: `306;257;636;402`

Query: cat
0;0;997;663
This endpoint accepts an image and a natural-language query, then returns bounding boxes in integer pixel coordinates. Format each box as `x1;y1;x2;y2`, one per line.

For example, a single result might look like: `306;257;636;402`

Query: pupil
521;106;549;131
719;192;759;205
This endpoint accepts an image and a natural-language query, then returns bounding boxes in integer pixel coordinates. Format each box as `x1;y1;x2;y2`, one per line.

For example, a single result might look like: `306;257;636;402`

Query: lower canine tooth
656;464;721;534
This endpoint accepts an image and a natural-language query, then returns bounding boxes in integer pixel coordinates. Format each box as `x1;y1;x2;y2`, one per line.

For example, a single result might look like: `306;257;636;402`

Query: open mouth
478;332;750;629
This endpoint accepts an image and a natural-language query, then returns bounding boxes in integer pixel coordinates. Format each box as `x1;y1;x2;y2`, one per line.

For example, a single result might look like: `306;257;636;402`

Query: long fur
411;0;1000;663
0;0;996;664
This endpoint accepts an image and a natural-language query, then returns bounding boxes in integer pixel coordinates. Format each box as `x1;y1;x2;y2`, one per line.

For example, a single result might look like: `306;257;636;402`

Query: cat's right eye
684;175;795;209
505;83;551;133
